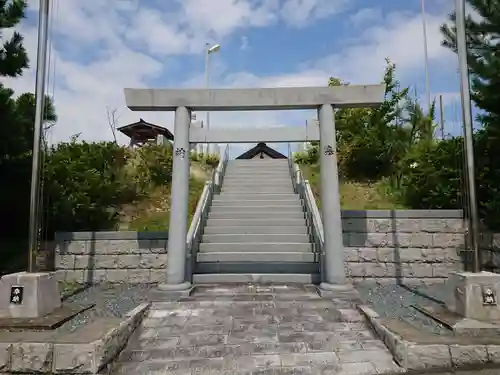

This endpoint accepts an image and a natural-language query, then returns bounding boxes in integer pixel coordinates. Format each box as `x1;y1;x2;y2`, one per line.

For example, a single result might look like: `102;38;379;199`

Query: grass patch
300;164;406;210
121;161;212;232
58;280;83;295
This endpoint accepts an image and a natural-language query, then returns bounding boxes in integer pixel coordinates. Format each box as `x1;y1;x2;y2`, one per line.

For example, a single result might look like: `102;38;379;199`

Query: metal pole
204;43;210;155
456;0;481;272
421;0;432;112
28;0;50;273
439;95;445;140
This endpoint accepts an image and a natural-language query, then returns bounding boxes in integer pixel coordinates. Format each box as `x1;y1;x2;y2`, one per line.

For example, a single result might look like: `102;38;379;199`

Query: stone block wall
341;210;466;284
481;233;500;271
53;231;168;284
46;210;483;285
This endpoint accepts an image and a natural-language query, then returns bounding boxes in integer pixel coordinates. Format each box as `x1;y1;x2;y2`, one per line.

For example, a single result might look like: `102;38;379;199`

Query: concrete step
197;252;316;262
209;205;304;213
201;233;310;243
195;261;319;274
203;225;308;235
220;187;295;193
198;242;313;253
224;175;291;181
222;179;292;185
225;171;291;176
208;211;305;219
193;273;321;284
205;218;306;226
222;178;292;183
214;193;299;201
222;183;293;189
224;173;290;178
225;168;290;173
224;174;290;179
211;200;301;207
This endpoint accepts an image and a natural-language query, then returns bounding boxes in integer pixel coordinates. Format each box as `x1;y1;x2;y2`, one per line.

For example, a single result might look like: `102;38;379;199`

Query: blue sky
4;0;472;156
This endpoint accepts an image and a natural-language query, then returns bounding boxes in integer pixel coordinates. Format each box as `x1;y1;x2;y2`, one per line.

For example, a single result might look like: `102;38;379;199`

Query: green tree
0;0;28;77
440;0;500;133
333;59;409;180
0;0;56;240
439;0;500;229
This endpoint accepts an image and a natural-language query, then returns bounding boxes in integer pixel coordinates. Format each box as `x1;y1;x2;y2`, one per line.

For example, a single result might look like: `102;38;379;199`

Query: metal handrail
289;157;325;283
185;144;230;281
213;144;230;193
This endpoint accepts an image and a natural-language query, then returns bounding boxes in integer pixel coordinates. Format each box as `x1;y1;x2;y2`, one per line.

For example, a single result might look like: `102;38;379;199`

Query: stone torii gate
124;85;385;294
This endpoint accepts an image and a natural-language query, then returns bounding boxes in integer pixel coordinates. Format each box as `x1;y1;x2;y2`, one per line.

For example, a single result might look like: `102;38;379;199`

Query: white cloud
280;0;349;27
4;0;459;147
349;7;383;27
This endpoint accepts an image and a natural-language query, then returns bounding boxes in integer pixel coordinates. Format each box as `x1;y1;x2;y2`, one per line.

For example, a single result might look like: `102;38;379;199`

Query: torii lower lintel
189;121;320;144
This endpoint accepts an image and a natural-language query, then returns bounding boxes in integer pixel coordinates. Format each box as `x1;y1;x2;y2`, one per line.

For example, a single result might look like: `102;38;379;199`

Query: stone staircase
192;159;320;284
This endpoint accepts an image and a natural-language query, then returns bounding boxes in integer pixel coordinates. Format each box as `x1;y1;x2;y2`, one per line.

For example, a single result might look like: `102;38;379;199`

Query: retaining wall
342;210;466;284
53;231;169;284
47;210;481;285
482;232;500;271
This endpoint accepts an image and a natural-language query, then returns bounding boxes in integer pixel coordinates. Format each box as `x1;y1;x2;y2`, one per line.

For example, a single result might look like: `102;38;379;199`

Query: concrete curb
0;302;150;374
358;305;500;372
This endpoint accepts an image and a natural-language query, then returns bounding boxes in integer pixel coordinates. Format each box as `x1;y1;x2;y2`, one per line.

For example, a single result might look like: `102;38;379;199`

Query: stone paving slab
110;284;402;375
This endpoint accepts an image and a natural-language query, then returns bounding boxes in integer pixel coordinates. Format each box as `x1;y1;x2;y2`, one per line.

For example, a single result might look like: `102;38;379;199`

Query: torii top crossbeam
124;85;386;112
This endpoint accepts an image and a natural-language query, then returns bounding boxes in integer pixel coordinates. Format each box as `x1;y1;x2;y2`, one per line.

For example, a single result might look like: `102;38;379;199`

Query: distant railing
213;144;230;193
186;144;230;280
288;143;325;282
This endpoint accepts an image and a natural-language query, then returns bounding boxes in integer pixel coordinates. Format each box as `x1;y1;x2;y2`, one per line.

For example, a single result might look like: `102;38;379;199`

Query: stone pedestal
0;272;61;318
447;271;500;322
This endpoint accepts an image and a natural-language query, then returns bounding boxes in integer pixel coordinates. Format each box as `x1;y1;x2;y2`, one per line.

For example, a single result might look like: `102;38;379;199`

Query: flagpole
455;0;481;272
28;0;50;272
421;0;431;112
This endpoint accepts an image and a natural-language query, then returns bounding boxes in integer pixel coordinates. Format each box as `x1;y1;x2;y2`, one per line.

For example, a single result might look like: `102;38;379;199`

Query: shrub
132;144;173;187
399;138;464;210
42;140;136;236
399;131;500;231
204;154;220;168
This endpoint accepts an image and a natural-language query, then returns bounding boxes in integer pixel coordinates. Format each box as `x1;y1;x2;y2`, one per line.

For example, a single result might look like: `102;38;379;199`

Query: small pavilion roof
117;118;174;141
235;143;287;159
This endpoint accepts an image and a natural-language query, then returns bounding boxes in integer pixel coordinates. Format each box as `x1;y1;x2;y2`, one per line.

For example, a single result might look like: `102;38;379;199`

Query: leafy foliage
0;0;28;78
441;0;500;134
295;59;436;183
132;144;173;188
436;0;500;229
41;140;137;236
190;152;220;168
0;0;51;239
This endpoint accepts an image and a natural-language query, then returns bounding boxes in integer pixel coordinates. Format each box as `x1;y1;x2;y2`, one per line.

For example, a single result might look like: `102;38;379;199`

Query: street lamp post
421;0;431;112
455;0;481;272
204;43;220;155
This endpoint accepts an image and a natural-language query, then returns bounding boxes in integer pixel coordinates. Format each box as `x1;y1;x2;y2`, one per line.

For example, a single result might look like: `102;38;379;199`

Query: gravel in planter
55;283;157;334
356;283;454;335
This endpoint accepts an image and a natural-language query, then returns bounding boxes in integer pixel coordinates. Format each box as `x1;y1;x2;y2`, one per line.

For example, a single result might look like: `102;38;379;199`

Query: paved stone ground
109;284;402;375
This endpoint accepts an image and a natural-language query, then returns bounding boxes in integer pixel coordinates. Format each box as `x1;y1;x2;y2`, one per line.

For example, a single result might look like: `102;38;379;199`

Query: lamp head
208;44;221;53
